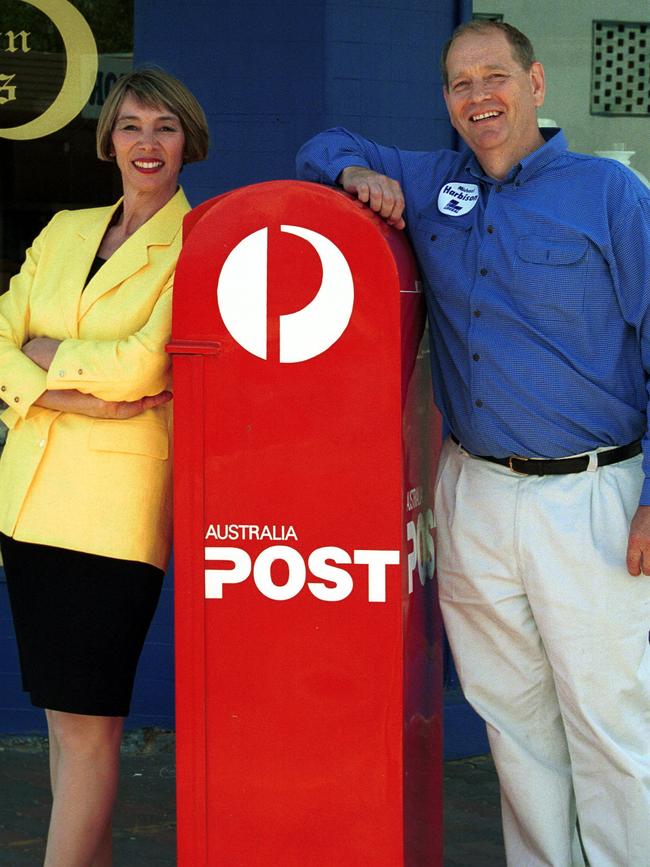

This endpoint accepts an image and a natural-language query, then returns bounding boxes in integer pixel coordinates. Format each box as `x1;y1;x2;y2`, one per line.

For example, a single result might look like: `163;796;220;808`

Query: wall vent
591;20;650;116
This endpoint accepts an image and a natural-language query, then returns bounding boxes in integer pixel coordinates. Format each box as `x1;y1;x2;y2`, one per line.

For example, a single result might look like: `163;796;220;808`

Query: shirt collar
464;127;568;187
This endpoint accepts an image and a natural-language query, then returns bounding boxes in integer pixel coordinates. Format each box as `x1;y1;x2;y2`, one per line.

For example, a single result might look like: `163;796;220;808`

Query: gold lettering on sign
4;30;32;53
0;73;17;105
0;0;98;140
1;30;31;102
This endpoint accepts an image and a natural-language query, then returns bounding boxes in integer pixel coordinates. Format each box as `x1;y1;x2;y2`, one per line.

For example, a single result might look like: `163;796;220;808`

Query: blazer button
58;370;65;377
0;385;5;392
13;396;19;403
78;369;83;375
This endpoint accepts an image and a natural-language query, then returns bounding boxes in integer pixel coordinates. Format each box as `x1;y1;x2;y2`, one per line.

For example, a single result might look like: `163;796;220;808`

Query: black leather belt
450;435;642;476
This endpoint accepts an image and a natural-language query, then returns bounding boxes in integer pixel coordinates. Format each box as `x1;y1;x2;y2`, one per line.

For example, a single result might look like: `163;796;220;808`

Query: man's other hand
626;505;650;575
338;166;406;230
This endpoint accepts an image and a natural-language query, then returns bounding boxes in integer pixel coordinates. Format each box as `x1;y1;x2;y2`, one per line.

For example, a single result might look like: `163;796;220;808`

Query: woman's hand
22;337;61;371
34;389;173;418
23;337;173;417
99;390;173;418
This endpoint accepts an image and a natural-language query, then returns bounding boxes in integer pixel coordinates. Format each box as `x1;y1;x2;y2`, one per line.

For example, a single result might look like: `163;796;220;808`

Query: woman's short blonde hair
96;67;209;163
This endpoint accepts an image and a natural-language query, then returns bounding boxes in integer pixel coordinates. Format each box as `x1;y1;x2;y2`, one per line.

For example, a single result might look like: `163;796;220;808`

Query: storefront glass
0;0;133;445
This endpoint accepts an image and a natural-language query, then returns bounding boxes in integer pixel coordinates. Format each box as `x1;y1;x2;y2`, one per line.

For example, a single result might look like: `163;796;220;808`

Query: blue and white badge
437;182;479;216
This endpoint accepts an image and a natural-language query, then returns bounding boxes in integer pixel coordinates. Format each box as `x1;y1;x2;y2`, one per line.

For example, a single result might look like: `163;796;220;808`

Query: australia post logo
216;225;354;363
202;510;434;604
204;532;399;603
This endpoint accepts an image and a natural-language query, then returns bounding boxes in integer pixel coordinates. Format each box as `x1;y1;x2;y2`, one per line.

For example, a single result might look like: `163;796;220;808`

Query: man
296;20;650;867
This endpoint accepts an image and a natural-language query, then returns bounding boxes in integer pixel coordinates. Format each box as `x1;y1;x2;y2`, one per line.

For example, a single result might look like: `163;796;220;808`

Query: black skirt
0;534;164;717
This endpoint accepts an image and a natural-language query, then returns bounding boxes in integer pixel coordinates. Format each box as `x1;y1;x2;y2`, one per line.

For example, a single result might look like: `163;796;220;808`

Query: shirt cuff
45;339;88;390
325;156;371;187
0;365;47;420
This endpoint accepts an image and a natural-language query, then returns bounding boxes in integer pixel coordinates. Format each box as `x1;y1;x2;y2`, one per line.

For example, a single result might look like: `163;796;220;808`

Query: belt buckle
508;455;529;475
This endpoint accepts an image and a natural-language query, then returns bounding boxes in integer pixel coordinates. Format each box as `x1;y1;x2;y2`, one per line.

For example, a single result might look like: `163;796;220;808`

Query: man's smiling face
443;29;545;173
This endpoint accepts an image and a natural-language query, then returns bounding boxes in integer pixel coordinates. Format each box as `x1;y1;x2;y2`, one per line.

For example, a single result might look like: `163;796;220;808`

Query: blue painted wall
134;0;462;202
1;0;486;757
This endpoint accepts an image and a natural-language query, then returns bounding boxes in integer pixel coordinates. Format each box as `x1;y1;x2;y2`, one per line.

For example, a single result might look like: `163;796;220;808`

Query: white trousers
435;437;650;867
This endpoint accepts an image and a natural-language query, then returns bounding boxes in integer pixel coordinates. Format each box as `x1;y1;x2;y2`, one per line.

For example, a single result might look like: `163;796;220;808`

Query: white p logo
216;225;354;363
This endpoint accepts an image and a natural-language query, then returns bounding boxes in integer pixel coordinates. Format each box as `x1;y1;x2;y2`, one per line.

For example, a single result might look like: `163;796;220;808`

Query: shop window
0;0;134;295
0;0;133;445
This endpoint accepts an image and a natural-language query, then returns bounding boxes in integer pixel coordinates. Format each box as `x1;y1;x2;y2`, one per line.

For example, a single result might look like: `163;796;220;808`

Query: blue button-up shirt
296;128;650;503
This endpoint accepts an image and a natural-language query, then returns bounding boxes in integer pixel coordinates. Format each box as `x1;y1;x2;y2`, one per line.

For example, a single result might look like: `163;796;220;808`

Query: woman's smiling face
110;93;185;199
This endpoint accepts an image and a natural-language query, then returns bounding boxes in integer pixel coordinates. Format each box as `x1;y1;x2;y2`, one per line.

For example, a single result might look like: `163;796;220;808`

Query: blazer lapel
79;188;189;320
59;201;122;338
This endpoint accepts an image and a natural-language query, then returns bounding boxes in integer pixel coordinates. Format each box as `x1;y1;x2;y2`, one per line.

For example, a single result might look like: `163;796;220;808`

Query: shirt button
473;353;480;361
0;385;5;392
58;370;65;377
430;234;437;241
487;225;494;234
475;399;483;407
480;267;488;276
515;180;521;188
473;309;481;317
495;184;503;192
77;369;83;375
13;396;19;403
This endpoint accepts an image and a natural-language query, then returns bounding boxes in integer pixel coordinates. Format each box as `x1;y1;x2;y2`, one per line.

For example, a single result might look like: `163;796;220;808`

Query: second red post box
169;181;443;866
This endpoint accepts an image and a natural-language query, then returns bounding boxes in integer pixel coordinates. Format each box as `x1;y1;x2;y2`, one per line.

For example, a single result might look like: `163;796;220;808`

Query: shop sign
0;0;98;140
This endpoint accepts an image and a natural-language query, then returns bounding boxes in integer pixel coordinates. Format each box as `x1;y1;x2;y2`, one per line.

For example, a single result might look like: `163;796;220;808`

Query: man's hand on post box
338;166;406;230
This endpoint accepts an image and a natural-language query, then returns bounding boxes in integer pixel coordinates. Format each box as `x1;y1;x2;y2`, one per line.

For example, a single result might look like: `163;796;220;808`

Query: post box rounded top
171;180;421;356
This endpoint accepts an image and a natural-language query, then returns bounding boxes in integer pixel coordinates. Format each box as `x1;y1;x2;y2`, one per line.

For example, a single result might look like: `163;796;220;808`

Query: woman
0;68;208;866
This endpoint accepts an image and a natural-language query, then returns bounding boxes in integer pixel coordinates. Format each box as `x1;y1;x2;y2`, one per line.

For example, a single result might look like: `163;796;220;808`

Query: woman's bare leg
44;709;124;867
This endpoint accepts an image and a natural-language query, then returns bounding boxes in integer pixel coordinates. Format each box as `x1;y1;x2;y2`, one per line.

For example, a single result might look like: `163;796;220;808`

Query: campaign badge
437;182;479;216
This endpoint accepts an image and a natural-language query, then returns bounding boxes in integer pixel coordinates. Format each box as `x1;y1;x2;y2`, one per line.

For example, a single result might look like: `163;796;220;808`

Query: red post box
169;181;443;866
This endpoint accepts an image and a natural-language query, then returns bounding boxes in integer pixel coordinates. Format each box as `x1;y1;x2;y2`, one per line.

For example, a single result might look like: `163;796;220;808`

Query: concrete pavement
0;731;504;866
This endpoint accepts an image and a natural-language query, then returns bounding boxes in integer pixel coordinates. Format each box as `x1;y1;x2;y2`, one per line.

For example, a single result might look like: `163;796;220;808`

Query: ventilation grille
591;20;650;116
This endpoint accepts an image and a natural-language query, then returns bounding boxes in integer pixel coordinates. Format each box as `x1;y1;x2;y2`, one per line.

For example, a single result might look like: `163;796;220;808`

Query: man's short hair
441;21;537;88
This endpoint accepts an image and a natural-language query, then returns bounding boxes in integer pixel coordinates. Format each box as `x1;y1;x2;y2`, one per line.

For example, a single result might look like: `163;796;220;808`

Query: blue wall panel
0;0;488;760
134;0;460;204
130;0;486;759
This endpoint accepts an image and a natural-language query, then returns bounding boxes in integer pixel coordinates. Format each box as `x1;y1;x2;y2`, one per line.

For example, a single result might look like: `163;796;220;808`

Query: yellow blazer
0;187;190;570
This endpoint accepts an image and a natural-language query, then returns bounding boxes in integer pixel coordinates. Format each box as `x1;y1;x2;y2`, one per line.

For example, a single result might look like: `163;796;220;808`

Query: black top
84;255;106;288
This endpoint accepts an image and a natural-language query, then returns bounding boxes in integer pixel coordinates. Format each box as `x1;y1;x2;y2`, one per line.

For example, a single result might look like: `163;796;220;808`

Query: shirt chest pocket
412;215;472;301
513;234;589;322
